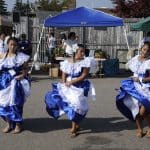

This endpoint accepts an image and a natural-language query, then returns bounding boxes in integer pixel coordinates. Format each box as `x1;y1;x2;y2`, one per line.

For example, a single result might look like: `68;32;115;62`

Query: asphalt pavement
0;75;149;150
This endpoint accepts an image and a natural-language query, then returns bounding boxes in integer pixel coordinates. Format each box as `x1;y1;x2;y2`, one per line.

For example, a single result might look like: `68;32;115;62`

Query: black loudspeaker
12;12;20;23
103;59;119;76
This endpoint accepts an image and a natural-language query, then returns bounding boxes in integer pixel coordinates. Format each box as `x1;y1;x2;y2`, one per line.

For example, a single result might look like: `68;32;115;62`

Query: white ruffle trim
60;57;97;74
0;52;29;69
0;78;30;107
57;83;89;115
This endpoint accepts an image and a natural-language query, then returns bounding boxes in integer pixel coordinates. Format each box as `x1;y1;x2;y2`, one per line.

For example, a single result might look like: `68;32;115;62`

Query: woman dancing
45;44;96;137
0;37;31;134
116;42;150;138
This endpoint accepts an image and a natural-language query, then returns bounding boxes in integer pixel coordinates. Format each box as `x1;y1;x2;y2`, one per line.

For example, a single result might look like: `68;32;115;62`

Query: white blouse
60;58;91;75
127;55;150;76
0;52;29;69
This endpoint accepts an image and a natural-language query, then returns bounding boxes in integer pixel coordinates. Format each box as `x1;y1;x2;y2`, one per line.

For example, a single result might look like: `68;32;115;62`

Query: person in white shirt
0;33;7;53
47;32;56;62
63;32;77;56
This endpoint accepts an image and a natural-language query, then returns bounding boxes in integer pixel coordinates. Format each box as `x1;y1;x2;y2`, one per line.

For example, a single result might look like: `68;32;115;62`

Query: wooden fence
30;17;142;67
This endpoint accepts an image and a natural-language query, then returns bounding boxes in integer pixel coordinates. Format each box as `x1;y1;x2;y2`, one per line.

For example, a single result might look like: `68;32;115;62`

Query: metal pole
27;0;29;40
29;15;52;74
123;26;130;51
29;24;45;74
83;27;86;47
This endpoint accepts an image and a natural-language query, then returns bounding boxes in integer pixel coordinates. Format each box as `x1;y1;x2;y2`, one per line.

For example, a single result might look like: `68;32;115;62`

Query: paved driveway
0;76;149;150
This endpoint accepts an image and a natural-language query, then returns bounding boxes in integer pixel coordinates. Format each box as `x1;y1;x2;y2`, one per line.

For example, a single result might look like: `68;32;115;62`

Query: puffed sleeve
60;60;70;74
0;58;3;70
144;59;150;70
82;57;91;68
83;57;98;73
16;52;30;66
126;55;139;73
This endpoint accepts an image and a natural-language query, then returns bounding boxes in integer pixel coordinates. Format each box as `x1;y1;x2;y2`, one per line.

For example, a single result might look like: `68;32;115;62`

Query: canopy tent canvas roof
44;6;123;27
131;17;150;32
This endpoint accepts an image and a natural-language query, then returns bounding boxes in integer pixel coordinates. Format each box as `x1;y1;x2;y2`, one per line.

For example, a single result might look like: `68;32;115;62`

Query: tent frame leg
29;24;45;74
123;26;130;51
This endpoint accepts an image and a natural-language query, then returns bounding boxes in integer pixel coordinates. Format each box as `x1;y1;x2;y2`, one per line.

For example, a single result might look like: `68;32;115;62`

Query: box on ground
49;64;59;77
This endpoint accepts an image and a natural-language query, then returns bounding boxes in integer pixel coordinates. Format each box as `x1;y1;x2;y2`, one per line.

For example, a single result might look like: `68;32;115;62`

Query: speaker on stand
12;11;20;23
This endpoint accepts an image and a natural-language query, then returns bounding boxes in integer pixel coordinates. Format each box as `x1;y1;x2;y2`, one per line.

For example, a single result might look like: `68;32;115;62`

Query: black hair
50;32;54;37
147;32;150;37
143;41;150;48
77;44;85;49
68;32;76;39
60;33;66;40
21;33;26;39
0;32;5;36
12;30;16;33
73;44;85;57
7;37;18;44
73;44;85;55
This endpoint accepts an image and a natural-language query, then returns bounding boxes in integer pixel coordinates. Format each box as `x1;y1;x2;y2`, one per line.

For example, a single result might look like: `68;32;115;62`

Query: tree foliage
14;0;22;11
38;0;75;11
111;0;150;18
13;0;31;16
0;0;8;15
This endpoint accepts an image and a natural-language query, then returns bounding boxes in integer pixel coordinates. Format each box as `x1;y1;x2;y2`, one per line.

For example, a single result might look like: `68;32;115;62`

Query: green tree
14;0;22;11
0;0;8;15
13;0;31;16
49;0;63;11
38;0;51;11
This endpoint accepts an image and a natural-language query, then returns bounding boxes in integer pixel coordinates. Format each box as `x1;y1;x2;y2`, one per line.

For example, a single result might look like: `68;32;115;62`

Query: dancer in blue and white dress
116;42;150;138
0;37;31;134
45;44;96;137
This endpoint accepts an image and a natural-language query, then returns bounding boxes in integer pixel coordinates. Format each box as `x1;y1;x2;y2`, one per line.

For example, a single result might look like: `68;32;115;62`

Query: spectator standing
63;32;77;56
0;33;7;53
47;32;56;62
18;33;32;57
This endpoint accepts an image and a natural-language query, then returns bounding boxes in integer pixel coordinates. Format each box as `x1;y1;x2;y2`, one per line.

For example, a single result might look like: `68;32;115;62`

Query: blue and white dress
0;52;31;125
116;55;150;121
45;58;96;123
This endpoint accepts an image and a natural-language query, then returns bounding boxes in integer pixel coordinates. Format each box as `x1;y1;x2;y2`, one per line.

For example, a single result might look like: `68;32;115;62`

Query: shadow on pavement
30;76;60;82
23;117;135;133
79;117;135;135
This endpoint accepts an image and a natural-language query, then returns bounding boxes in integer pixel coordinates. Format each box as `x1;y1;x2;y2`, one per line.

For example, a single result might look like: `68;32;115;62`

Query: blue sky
76;0;114;8
6;0;114;11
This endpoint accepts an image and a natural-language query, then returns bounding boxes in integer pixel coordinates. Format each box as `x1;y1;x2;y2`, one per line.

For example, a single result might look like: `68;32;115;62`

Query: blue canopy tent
44;7;123;27
31;7;129;73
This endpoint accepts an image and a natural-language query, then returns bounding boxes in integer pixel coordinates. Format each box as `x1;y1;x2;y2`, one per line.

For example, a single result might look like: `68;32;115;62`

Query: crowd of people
0;29;150;140
46;32;81;63
0;31;97;137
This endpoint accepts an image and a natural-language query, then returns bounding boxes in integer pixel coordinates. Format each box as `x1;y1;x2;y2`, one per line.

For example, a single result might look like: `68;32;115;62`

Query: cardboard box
49;67;59;77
